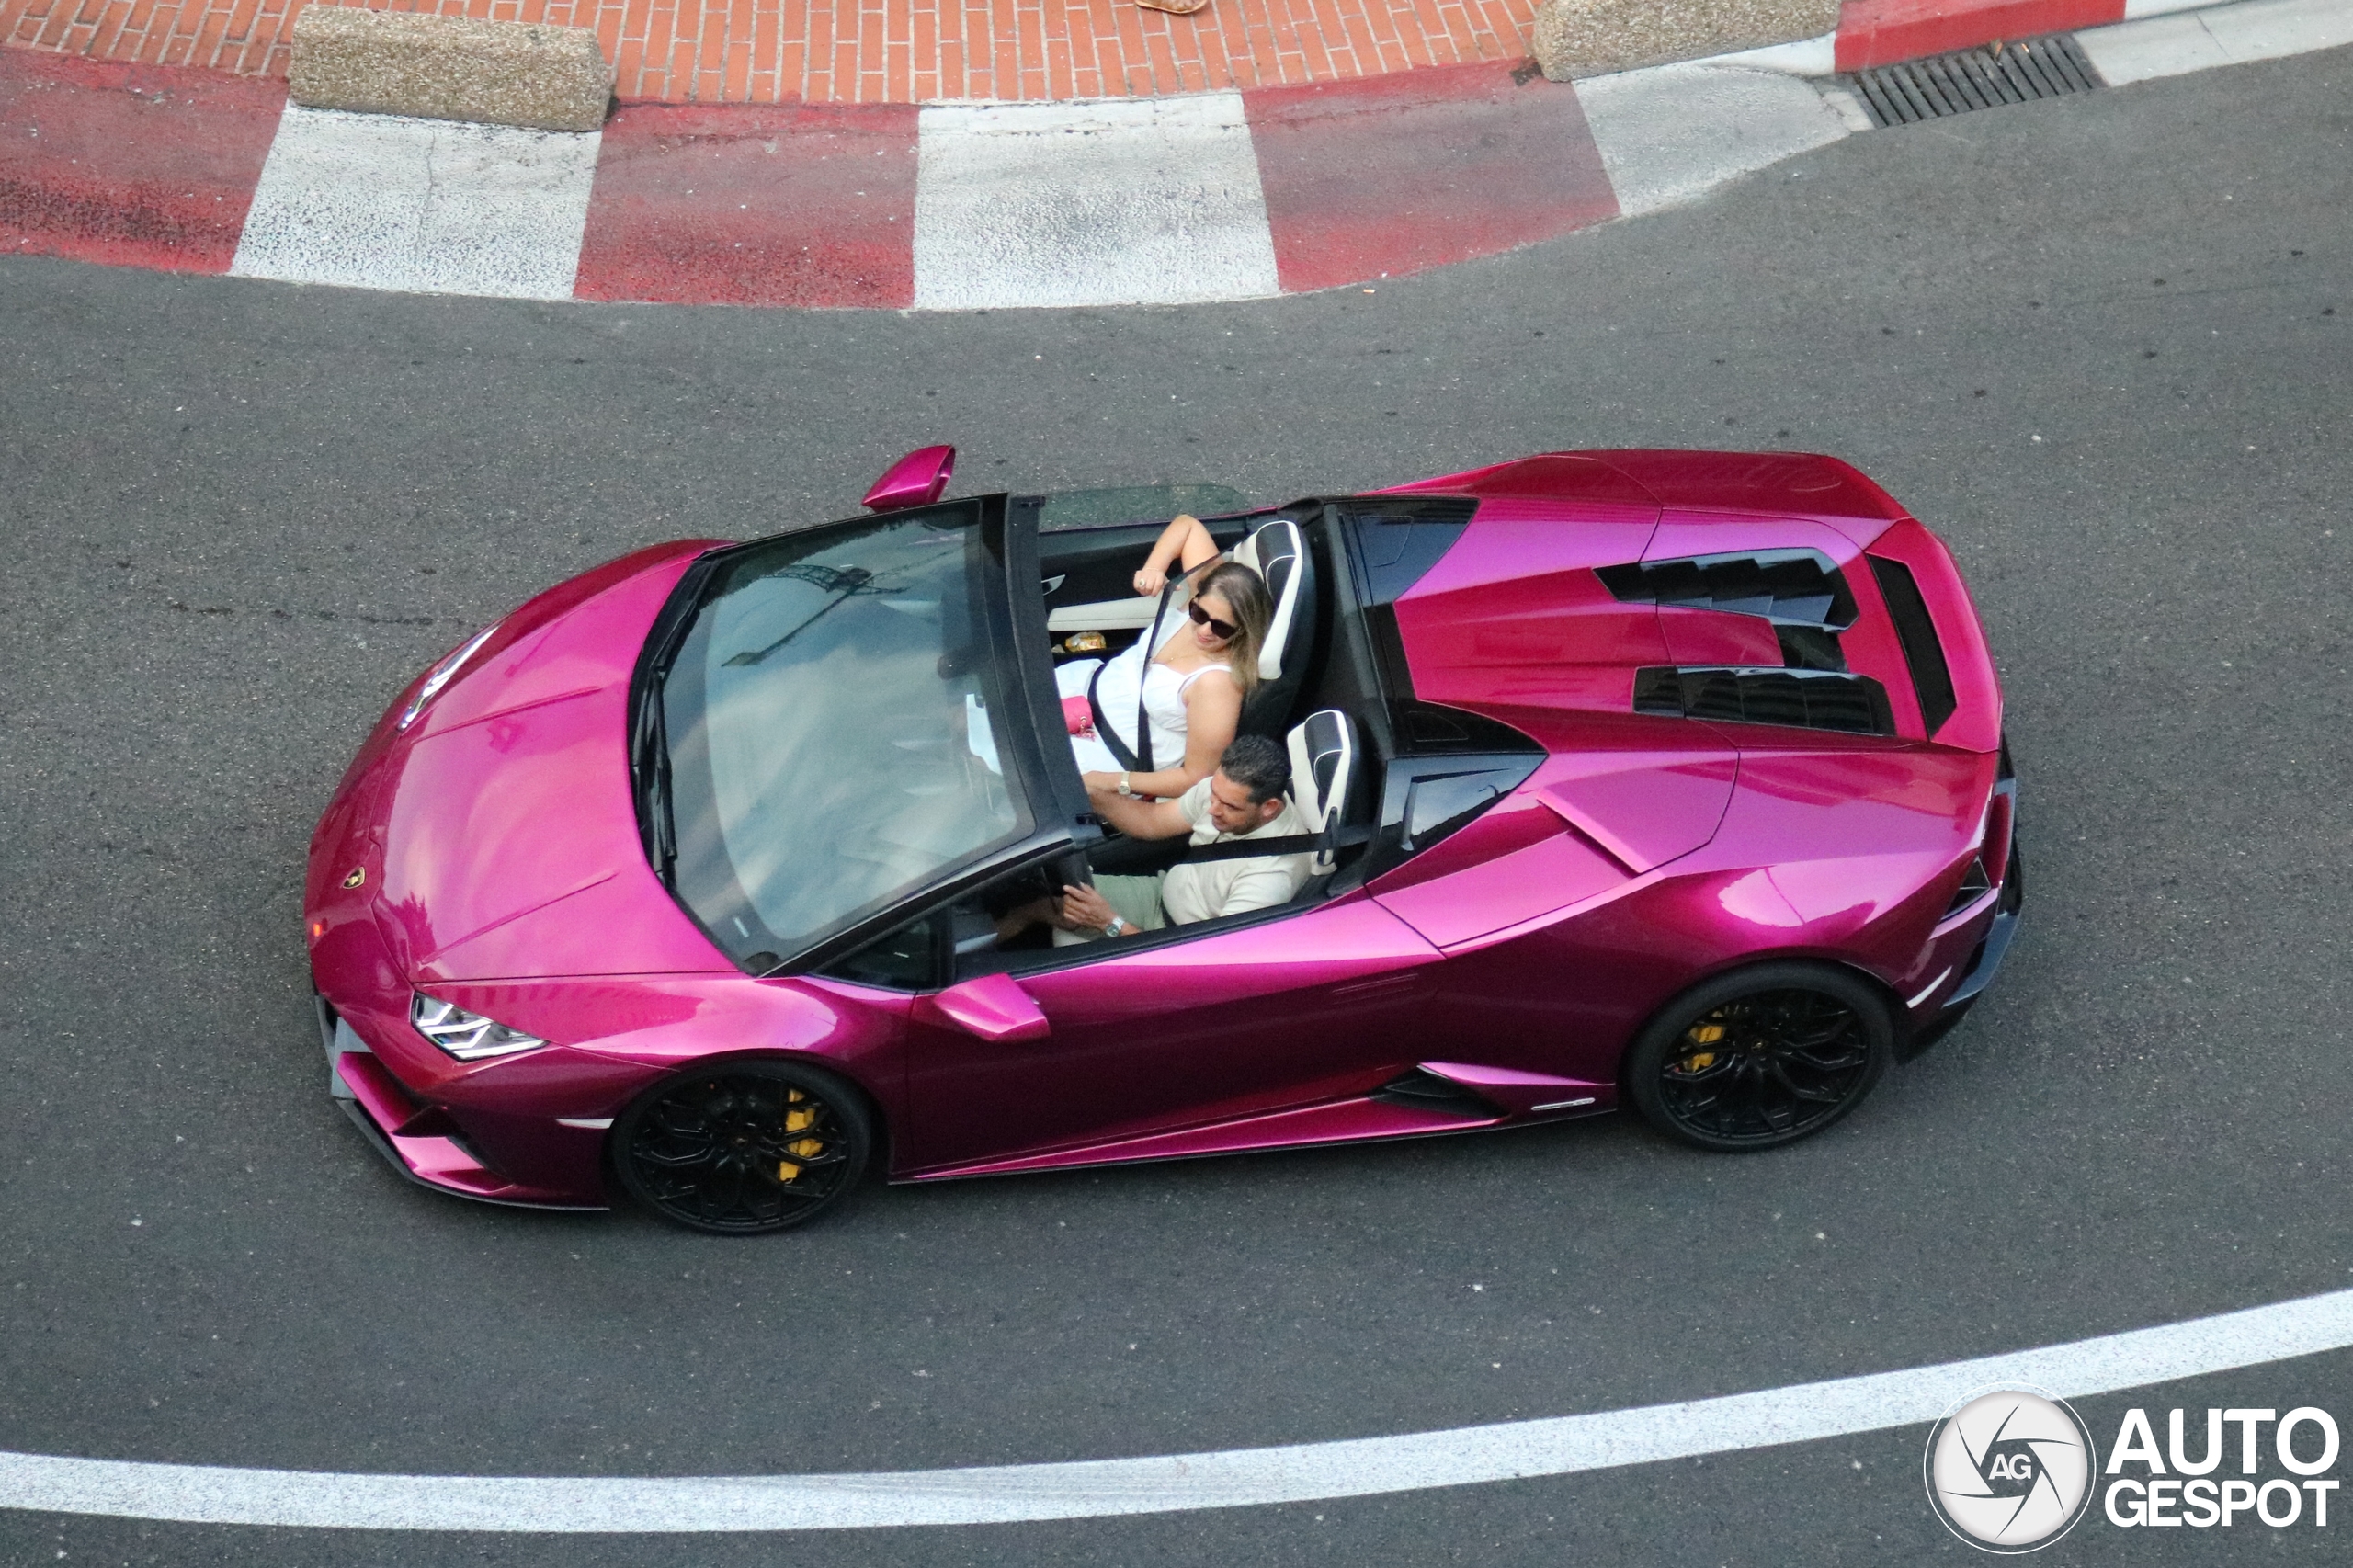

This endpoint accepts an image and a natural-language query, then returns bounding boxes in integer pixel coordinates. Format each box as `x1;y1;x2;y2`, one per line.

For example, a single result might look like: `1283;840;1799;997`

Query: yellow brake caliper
777;1089;824;1181
1681;1020;1727;1074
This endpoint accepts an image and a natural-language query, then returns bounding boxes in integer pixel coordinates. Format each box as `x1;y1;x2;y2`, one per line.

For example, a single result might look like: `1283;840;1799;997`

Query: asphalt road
3;41;2350;1568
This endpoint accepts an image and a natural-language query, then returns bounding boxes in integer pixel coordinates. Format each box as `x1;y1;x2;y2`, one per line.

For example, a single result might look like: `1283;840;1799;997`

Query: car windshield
660;506;1029;962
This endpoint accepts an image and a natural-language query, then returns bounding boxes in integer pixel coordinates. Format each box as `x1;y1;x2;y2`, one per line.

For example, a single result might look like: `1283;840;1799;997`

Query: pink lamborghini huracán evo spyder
306;447;2018;1233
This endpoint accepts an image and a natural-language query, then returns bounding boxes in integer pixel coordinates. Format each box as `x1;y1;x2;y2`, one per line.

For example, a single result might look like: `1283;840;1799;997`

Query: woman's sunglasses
1187;600;1239;640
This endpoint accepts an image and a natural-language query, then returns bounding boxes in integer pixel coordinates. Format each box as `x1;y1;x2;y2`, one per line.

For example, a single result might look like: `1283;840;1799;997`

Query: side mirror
929;972;1050;1044
863;446;957;512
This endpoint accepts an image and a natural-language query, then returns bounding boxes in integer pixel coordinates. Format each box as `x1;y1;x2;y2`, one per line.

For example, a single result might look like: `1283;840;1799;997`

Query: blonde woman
1055;514;1271;802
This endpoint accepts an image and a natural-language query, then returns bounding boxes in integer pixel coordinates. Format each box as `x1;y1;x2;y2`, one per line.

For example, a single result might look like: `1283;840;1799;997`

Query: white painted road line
2084;0;2353;84
1576;62;1854;220
910;95;1280;311
230;107;600;301
3;1285;2350;1532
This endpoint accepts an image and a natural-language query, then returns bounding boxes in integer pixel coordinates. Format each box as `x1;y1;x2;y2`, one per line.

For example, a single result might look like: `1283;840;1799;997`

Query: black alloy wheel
614;1061;873;1233
1626;963;1894;1151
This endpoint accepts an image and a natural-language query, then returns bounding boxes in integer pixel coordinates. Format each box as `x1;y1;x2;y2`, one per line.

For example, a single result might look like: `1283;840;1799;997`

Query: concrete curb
1529;0;2269;83
288;8;610;133
1533;0;1841;80
4;0;2347;309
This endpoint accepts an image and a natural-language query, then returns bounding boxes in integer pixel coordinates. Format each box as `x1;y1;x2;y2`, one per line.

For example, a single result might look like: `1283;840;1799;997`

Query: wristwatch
1117;773;1133;797
1103;915;1129;937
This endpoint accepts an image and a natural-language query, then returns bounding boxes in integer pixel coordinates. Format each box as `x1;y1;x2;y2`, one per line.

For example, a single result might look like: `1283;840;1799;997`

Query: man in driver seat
1001;736;1313;943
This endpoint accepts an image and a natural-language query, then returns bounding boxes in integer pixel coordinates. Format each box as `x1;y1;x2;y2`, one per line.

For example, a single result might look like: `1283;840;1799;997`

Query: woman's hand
1134;514;1211;597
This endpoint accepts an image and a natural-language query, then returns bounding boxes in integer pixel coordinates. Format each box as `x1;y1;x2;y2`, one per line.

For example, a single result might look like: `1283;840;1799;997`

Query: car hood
369;546;734;982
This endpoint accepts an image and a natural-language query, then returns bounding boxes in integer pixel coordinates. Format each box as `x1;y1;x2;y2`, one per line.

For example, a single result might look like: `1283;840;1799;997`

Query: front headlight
412;993;547;1061
396;624;500;732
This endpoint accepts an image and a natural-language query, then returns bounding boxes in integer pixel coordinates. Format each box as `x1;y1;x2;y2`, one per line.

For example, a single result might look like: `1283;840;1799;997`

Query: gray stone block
289;7;611;134
1532;0;1841;81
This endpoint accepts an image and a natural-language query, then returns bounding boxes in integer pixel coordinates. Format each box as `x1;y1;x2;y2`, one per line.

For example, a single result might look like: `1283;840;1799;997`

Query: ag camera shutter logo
1923;1385;2097;1552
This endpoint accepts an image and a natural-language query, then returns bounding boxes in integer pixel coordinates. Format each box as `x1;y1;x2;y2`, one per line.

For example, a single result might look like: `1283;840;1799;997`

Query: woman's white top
1055;618;1233;780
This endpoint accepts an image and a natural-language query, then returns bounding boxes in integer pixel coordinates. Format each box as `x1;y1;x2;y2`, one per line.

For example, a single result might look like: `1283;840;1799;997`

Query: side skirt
902;1085;1613;1183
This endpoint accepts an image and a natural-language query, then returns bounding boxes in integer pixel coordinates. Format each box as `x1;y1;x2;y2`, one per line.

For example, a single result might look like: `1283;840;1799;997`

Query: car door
898;893;1443;1175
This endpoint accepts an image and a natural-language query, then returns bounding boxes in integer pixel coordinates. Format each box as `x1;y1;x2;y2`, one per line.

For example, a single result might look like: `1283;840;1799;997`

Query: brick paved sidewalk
0;0;1542;104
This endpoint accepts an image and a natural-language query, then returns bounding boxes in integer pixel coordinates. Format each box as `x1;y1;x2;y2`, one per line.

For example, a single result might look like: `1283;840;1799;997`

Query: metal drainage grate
1848;34;2102;127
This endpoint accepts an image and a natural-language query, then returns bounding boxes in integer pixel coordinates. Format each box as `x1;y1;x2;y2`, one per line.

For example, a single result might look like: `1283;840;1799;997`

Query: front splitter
316;995;605;1211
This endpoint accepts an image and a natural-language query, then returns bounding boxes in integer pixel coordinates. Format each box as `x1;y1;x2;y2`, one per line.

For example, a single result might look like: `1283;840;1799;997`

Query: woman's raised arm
1131;514;1222;598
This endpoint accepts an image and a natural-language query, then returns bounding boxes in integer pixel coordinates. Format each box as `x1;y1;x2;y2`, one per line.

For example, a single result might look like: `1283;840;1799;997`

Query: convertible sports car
305;446;2020;1233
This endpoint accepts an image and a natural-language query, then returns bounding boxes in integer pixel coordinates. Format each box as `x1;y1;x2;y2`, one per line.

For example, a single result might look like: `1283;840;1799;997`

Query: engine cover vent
1635;666;1894;736
1597;551;1857;631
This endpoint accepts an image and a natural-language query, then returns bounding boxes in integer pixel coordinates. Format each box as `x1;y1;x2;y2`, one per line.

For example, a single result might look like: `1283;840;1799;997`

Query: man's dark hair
1218;734;1290;805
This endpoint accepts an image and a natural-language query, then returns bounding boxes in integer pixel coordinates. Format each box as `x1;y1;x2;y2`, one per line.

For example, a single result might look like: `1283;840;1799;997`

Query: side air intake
1868;555;1959;737
1372;1068;1503;1118
1944;858;1994;919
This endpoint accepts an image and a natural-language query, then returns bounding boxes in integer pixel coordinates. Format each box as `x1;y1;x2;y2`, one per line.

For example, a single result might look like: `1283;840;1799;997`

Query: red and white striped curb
3;0;2346;310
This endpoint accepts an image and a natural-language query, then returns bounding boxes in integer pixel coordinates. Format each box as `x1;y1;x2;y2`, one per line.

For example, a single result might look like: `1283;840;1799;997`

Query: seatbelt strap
1135;585;1165;775
1101;555;1223;781
1086;658;1140;773
1178;825;1370;864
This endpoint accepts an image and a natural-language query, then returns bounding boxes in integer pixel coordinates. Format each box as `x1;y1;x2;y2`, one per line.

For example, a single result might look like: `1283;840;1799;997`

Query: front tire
1625;963;1893;1152
614;1060;873;1233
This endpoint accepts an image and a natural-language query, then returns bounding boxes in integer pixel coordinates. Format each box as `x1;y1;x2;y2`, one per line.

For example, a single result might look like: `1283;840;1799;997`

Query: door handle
929;972;1051;1044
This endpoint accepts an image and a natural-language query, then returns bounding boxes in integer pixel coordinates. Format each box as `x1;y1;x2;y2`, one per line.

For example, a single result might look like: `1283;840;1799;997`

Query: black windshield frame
631;494;1094;976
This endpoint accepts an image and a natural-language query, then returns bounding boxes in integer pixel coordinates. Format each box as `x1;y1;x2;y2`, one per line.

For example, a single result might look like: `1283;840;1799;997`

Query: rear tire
614;1060;873;1233
1625;963;1893;1152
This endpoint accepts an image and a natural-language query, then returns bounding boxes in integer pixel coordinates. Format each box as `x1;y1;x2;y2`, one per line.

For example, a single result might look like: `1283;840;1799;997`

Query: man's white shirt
1159;777;1315;925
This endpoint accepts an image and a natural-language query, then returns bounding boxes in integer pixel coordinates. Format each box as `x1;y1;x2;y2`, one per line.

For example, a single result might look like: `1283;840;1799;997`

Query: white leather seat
1285;709;1358;874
